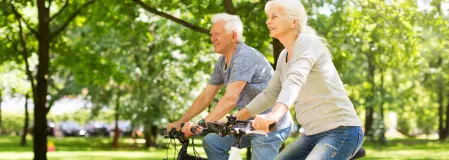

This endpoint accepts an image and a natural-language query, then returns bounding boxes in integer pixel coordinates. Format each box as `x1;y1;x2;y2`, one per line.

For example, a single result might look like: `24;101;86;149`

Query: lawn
0;135;448;159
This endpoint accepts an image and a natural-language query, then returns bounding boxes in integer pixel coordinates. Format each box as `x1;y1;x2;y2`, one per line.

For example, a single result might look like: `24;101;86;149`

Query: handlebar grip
269;123;276;130
190;126;204;134
180;123;201;134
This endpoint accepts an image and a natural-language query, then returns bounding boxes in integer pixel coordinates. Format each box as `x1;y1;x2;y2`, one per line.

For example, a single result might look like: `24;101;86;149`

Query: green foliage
0;112;29;135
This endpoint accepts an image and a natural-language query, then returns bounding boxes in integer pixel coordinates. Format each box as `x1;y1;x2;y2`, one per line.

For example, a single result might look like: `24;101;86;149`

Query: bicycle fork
228;131;244;160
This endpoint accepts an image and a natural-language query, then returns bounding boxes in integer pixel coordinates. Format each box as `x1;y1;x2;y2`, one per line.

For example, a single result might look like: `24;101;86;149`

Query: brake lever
245;130;268;136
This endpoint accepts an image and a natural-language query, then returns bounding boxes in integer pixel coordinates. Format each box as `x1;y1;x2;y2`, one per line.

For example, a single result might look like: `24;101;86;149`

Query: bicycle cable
165;138;170;160
173;138;178;160
191;130;202;159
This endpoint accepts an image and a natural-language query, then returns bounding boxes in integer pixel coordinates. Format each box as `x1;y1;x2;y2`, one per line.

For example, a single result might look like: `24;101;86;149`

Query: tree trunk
364;55;375;138
144;124;156;148
151;125;158;144
378;69;387;144
112;93;120;148
33;107;48;160
438;79;445;140
445;92;449;139
223;0;236;14
0;91;2;135
34;0;51;159
21;94;30;146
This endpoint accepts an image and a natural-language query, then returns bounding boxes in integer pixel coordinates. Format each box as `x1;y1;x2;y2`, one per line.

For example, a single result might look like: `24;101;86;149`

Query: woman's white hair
211;13;245;42
265;0;331;54
265;0;317;35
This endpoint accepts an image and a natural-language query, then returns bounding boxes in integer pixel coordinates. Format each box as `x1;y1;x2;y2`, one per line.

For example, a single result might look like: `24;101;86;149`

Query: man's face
210;20;234;54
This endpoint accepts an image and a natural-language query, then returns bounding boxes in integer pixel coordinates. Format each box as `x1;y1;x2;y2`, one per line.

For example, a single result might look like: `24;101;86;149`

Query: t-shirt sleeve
209;57;225;85
228;54;257;84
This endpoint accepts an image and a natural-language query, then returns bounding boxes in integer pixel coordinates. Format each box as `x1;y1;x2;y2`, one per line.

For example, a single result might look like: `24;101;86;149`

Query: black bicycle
165;115;263;160
164;115;366;160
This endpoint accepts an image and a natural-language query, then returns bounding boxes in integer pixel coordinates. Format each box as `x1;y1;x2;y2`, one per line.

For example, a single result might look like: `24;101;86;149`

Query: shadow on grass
0;135;150;152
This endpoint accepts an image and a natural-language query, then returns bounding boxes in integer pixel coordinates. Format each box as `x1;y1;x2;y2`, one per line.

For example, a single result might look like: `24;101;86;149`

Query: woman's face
266;4;296;38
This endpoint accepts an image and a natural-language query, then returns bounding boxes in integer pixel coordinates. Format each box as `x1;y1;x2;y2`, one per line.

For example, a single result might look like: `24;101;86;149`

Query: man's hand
166;121;182;132
181;122;195;137
182;122;205;137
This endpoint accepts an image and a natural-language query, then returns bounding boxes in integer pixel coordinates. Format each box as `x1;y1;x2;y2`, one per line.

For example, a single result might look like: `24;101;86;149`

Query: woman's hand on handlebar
252;114;277;133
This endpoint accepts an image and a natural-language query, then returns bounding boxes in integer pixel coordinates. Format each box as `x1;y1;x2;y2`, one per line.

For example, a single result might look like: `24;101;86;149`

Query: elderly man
166;13;292;160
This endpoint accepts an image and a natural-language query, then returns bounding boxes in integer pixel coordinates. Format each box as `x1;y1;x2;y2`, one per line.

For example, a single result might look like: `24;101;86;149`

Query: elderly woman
236;0;364;159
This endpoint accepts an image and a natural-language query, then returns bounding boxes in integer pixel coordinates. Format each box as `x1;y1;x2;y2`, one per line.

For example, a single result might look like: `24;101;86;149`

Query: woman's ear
291;18;299;29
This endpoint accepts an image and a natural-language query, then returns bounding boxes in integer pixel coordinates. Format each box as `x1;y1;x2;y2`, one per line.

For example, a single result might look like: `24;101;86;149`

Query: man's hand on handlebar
181;122;204;137
166;121;183;132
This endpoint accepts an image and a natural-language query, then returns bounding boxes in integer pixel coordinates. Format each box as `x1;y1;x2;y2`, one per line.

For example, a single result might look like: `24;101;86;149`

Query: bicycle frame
165;116;252;160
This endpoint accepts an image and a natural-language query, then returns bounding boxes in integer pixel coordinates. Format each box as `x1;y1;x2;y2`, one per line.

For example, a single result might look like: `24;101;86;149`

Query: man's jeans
202;127;291;160
275;126;364;160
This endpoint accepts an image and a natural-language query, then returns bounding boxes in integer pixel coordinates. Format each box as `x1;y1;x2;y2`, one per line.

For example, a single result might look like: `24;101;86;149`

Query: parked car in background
55;121;81;137
80;121;109;137
108;120;132;137
47;120;55;136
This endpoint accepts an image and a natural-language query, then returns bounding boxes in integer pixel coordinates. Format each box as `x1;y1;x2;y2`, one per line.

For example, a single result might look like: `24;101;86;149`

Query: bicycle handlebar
177;115;276;137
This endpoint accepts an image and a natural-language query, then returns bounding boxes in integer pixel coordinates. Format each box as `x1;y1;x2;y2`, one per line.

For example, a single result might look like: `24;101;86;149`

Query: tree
20;94;29;146
419;0;449;140
5;0;96;159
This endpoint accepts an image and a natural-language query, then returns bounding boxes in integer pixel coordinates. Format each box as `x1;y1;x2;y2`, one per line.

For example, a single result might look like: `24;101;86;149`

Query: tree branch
13;12;37;101
50;0;70;21
50;0;96;40
10;4;39;38
132;0;209;35
48;0;54;9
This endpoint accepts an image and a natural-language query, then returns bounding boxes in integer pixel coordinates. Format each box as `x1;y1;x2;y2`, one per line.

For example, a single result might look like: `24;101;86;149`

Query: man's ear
231;31;238;42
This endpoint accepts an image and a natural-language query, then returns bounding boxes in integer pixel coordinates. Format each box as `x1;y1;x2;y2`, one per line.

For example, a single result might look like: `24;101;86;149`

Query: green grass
0;135;448;159
361;139;449;159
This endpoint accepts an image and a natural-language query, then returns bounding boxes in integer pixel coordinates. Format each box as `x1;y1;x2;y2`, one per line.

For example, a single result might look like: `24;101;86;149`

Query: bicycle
164;115;366;160
165;115;266;160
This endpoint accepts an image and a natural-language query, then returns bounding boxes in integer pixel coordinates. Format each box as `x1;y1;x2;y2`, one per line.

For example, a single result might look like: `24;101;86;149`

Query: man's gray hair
211;13;245;42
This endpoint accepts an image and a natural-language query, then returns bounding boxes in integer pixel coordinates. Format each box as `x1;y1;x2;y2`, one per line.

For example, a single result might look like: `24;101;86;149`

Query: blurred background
0;0;448;159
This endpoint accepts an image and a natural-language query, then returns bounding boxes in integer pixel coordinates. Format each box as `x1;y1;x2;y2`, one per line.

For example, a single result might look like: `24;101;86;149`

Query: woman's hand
252;114;278;133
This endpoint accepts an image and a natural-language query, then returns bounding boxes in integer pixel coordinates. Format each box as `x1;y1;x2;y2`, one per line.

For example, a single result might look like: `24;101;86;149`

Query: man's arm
236;108;252;120
179;84;222;122
166;84;221;132
204;81;246;122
